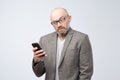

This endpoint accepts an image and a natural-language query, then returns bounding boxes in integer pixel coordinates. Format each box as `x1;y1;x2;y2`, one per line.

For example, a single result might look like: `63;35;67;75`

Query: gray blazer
32;28;93;80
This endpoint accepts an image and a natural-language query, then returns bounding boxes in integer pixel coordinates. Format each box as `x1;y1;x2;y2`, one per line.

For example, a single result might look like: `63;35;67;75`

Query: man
32;7;93;80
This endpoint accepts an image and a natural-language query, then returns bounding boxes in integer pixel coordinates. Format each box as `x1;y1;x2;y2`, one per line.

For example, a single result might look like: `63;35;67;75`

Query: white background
0;0;120;80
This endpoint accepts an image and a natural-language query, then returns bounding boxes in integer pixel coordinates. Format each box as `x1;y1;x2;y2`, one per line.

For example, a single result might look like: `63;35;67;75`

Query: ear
68;16;72;22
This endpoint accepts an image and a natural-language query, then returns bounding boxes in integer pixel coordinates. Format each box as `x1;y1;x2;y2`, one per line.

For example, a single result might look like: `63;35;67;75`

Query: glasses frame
51;15;69;26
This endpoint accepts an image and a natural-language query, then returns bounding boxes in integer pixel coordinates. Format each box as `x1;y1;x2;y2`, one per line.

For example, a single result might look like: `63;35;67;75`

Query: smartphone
32;43;42;51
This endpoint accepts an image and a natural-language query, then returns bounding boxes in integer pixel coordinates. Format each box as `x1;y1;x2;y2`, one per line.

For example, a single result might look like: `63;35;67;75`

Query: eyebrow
52;16;65;22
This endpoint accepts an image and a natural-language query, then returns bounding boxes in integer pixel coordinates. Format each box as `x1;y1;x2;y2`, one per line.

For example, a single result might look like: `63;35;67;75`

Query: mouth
58;28;64;32
58;27;65;31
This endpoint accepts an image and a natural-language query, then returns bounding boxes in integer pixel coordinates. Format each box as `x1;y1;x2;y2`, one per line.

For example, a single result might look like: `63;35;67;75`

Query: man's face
51;10;71;36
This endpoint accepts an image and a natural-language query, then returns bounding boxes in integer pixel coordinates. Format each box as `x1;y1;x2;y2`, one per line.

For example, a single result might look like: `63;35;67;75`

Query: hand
32;47;47;63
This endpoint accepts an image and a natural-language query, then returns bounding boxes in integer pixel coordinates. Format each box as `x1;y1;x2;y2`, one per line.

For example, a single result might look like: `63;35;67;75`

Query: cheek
53;26;58;30
64;23;69;28
64;21;69;26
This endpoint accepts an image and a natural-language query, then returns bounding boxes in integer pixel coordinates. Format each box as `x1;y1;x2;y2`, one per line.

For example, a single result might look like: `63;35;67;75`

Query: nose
57;22;61;27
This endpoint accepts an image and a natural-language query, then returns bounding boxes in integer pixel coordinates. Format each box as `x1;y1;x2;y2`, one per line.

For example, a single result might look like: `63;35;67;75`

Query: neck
58;35;66;40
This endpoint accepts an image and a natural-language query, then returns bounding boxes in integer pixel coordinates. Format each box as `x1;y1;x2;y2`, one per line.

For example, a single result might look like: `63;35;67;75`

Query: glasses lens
59;17;66;23
51;15;68;25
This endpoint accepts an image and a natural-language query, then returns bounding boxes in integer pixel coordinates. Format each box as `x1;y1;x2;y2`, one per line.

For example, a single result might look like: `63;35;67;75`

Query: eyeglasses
51;15;69;26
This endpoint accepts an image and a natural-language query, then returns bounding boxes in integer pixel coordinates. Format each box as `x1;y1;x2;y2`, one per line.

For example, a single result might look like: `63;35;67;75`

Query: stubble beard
57;26;70;37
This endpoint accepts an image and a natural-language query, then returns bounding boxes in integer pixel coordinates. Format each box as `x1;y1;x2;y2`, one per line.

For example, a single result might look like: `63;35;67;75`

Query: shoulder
40;32;56;41
72;29;88;40
71;29;91;47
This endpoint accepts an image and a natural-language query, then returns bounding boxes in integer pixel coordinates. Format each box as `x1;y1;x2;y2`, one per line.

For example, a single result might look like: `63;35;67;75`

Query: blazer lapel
49;32;58;70
58;28;74;67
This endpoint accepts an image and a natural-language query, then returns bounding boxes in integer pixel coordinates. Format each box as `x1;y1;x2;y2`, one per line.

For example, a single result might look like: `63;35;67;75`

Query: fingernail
45;54;47;57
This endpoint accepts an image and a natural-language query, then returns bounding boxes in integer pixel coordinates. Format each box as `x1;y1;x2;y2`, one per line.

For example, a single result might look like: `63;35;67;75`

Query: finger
39;49;44;53
34;50;44;55
45;54;47;57
40;52;47;58
35;50;43;54
34;53;45;58
38;52;46;57
32;47;38;52
43;52;47;57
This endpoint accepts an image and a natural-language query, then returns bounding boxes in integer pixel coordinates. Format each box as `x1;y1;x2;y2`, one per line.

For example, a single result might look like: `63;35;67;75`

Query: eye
53;21;58;25
60;17;66;22
51;16;68;26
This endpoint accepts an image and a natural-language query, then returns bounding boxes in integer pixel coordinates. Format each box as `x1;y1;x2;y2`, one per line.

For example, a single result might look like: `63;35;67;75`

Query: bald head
50;7;69;21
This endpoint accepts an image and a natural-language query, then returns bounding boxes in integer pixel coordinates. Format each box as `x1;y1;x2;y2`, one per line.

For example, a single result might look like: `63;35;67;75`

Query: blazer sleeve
32;36;46;77
79;35;93;80
32;60;45;77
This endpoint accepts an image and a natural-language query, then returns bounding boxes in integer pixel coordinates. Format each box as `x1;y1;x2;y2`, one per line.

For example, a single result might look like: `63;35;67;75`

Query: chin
57;28;69;36
57;31;67;37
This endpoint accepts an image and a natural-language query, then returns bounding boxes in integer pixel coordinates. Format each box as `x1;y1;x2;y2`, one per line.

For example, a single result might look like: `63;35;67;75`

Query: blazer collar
50;27;74;68
58;27;74;67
